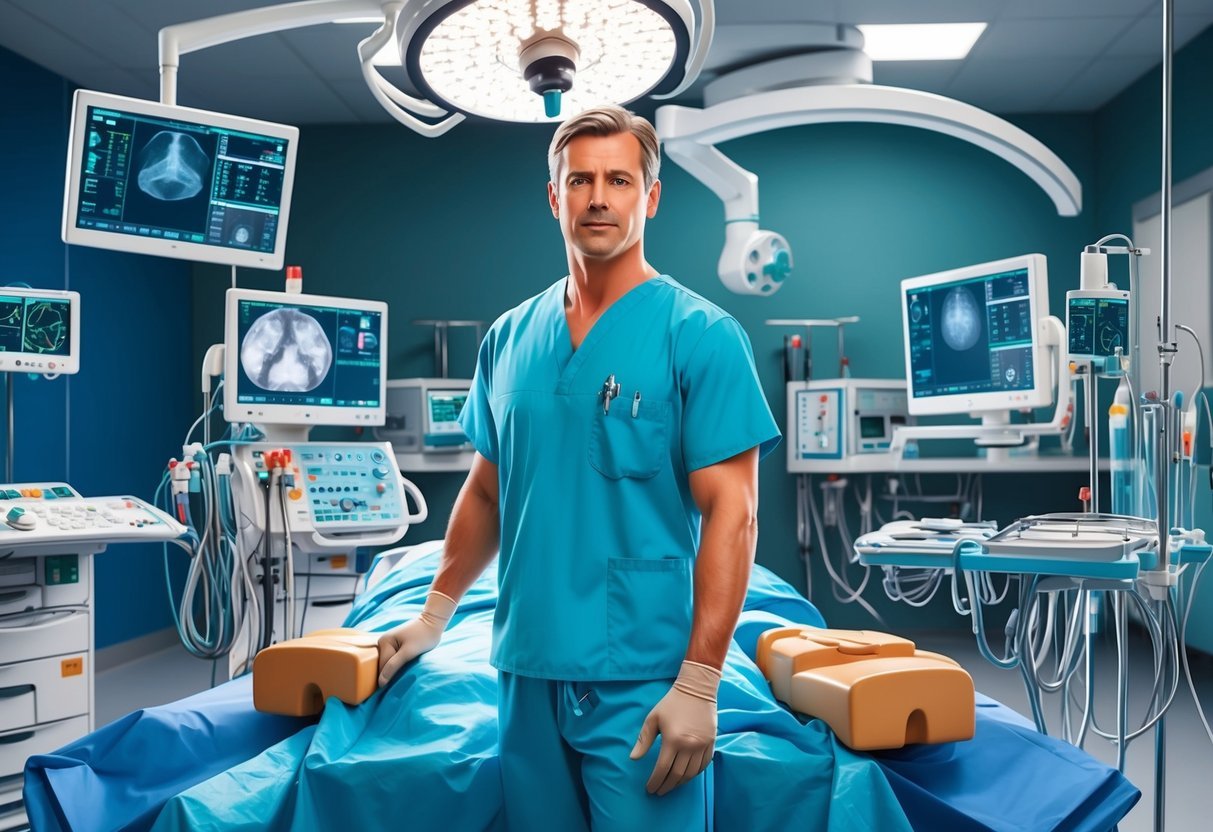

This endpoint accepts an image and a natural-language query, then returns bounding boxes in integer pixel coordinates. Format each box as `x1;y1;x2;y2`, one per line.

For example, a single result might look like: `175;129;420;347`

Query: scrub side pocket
606;557;693;677
588;398;671;479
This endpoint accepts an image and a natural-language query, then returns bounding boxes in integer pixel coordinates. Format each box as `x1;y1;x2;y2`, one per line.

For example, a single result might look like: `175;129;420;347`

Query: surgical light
160;1;710;136
400;0;694;121
857;23;987;61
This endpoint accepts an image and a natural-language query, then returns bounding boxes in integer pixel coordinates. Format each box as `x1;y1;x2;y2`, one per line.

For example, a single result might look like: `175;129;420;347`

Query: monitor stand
972;411;1028;446
972;411;1039;464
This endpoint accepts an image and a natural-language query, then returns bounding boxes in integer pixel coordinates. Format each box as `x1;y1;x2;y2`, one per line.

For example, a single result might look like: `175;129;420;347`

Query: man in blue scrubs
377;106;780;830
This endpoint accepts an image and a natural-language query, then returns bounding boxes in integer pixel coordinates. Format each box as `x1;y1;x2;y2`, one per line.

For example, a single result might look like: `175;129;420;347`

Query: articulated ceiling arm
357;3;464;135
159;0;460;134
657;83;1083;295
660;133;793;295
160;0;380;104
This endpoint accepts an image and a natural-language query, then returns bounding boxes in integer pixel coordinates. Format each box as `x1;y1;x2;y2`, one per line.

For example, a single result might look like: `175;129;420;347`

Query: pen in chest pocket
601;374;621;414
631;391;641;418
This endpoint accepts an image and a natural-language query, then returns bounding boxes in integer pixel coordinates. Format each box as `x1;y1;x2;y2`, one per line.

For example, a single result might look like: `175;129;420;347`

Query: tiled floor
94;629;1213;831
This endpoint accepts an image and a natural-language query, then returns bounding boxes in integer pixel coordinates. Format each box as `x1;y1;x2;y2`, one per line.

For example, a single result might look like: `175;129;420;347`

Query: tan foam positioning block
755;626;974;751
253;628;380;716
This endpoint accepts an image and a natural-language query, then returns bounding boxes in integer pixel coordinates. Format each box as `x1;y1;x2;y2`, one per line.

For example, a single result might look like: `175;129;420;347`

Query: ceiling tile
96;0;271;32
327;78;399;124
171;73;359;124
716;0;840;25
707;23;864;69
1103;13;1213;57
61;64;159;99
0;3;121;70
4;0;156;60
168;34;313;80
871;61;961;95
1000;0;1156;19
969;17;1138;60
833;0;1005;25
947;57;1090;111
278;23;371;84
1047;54;1157;112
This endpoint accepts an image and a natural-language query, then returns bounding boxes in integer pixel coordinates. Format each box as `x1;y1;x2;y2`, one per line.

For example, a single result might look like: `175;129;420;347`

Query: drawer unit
0;714;89;780
0;560;34;589
0;586;42;616
0;653;88;733
0;610;88;666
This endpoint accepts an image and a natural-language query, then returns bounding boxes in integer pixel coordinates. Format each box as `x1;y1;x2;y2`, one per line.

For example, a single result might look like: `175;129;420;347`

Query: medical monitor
62;90;298;270
901;254;1051;417
0;288;80;375
1066;291;1130;361
224;289;387;427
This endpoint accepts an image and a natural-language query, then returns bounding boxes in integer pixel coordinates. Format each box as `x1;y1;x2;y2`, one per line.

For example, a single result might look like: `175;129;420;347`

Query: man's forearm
683;506;758;670
430;475;500;602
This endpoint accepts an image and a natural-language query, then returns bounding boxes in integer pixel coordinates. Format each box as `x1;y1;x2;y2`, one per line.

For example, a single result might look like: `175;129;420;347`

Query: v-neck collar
553;275;665;394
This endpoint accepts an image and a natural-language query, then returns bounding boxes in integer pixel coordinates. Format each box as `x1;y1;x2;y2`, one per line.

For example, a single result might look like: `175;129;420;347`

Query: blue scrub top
460;275;780;681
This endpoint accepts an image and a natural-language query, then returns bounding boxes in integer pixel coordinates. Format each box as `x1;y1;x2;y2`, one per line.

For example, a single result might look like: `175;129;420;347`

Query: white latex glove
376;591;458;686
629;660;722;796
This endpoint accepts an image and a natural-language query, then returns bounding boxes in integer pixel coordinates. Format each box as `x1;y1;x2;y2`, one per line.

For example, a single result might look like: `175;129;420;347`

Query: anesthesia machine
162;286;427;679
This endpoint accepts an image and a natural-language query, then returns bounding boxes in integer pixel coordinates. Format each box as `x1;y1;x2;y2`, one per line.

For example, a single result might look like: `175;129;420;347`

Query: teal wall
193;108;1099;630
1095;24;1213;653
0;45;195;649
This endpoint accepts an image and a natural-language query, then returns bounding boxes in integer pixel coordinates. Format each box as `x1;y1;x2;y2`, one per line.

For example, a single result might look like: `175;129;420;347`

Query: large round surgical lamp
397;0;697;121
159;0;713;136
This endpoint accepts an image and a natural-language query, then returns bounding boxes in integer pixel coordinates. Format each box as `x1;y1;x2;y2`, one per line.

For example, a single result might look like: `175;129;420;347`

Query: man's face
548;132;660;262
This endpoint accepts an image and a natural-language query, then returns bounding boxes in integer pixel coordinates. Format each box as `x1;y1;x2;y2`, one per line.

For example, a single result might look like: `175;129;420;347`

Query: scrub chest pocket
588;398;671;479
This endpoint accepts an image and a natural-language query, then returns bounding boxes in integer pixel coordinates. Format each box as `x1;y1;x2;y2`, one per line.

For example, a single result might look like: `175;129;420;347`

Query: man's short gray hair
547;106;660;190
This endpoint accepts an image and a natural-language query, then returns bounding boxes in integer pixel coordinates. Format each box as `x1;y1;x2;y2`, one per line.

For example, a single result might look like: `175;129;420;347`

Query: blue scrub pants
498;671;713;831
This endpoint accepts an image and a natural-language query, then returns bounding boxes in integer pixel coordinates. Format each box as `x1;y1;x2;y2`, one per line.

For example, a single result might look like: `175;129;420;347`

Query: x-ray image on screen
906;269;1035;400
118;123;217;234
941;286;982;351
240;308;333;392
137;131;209;201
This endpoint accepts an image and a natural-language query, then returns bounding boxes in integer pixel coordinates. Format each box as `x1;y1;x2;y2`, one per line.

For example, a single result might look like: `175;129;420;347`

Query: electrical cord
806;475;885;622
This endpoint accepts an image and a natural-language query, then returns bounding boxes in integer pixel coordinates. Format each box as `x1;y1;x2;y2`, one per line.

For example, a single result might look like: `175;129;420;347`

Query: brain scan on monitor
136;131;210;201
240;308;333;392
941;286;982;351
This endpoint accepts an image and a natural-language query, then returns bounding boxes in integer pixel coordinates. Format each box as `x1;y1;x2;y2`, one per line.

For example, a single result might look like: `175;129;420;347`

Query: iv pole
1152;1;1176;829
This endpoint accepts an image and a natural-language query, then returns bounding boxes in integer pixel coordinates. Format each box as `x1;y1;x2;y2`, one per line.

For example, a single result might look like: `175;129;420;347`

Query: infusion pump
787;379;911;472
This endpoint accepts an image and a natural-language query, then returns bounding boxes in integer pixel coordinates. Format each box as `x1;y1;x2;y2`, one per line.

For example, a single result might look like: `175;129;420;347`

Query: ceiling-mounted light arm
651;0;714;101
357;4;463;135
660;126;792;295
159;0;392;105
657;84;1082;296
661;137;755;220
661;84;1082;215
